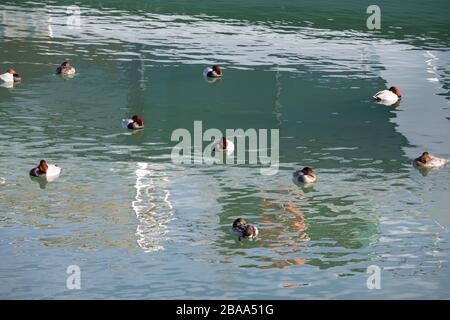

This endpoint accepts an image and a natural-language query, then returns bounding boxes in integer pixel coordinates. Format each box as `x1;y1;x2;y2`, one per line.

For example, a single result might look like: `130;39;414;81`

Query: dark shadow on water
292;179;315;193
30;175;48;189
204;76;222;85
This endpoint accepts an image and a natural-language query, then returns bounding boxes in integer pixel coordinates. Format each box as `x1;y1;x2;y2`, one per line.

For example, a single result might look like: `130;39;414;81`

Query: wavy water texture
1;2;450;299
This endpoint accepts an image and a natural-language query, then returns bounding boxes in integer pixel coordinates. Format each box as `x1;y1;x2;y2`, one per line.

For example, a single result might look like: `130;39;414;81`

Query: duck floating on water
203;64;222;78
212;137;235;155
414;152;448;168
231;218;258;241
373;86;401;105
293;167;317;184
0;69;21;84
56;61;76;76
29;160;61;180
122;115;144;130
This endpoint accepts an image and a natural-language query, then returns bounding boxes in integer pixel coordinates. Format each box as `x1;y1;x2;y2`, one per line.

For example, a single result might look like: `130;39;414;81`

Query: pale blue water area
0;1;450;299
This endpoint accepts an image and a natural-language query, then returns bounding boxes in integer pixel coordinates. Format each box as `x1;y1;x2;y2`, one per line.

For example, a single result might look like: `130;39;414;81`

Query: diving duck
231;218;259;241
56;61;76;76
414;152;448;168
0;69;21;83
293;167;317;184
373;86;401;105
203;64;222;78
30;160;61;180
122;115;144;130
212;137;235;155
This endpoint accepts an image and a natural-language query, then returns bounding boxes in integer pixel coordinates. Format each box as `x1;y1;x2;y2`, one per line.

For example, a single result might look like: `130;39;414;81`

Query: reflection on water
133;162;174;252
29;175;49;189
256;188;309;270
1;1;450;299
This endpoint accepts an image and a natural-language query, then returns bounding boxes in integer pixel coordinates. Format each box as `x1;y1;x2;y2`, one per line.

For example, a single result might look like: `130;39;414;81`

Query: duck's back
0;72;13;83
428;156;449;168
46;165;61;178
65;67;76;75
203;67;213;77
374;90;397;102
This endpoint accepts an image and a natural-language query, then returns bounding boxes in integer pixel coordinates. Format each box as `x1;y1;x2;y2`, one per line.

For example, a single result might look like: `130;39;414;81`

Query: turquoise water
1;1;450;299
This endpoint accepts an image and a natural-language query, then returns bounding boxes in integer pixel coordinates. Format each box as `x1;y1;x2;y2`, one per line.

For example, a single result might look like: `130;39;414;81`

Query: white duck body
213;138;235;156
64;67;76;75
373;90;399;105
293;171;316;184
45;165;62;181
0;72;14;83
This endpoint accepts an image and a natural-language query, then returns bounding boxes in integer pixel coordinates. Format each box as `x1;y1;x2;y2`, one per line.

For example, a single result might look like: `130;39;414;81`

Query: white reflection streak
46;6;53;38
0;4;381;74
132;162;174;252
424;51;439;83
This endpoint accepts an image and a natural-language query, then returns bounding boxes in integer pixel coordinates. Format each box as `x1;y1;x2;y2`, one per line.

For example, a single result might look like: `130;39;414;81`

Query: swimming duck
0;177;5;185
231;218;259;241
0;69;21;83
293;167;317;184
29;160;61;180
203;64;222;78
414;152;448;168
212;137;235;155
56;61;76;76
122;115;144;130
373;86;401;105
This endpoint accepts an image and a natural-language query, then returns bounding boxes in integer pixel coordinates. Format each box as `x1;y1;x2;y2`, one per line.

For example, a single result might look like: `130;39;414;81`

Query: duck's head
301;166;315;176
132;115;143;126
7;69;21;81
60;61;69;68
212;64;222;75
232;218;247;229
389;86;401;98
38;160;48;173
418;152;432;163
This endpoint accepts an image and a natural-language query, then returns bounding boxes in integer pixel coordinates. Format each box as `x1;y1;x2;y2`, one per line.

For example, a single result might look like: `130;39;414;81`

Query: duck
122;115;144;130
203;64;222;78
0;177;5;185
231;218;259;241
0;69;21;83
293;167;317;184
414;152;448;168
373;86;401;105
212;137;235;155
56;61;76;76
29;160;61;180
